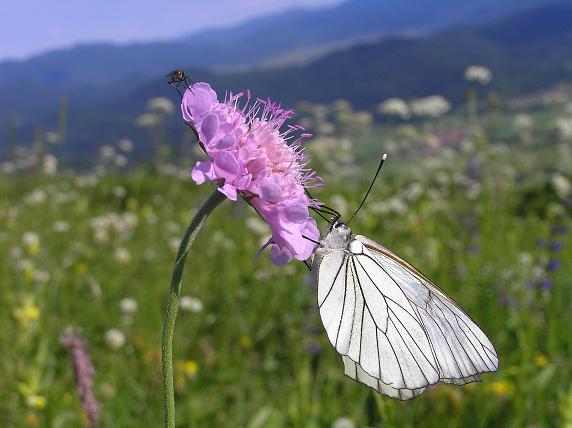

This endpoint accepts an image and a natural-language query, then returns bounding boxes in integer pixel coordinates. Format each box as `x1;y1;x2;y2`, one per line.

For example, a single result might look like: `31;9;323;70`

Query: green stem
162;189;226;428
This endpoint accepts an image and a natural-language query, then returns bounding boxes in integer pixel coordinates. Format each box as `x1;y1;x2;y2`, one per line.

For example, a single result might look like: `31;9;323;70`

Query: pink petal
191;161;215;184
216;133;236;150
282;203;308;223
218;183;238;201
270;244;292;265
201;113;219;144
260;182;283;203
213;151;239;181
181;83;218;120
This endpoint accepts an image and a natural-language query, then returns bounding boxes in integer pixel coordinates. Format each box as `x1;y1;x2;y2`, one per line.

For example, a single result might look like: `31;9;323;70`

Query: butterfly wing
355;235;499;383
316;245;440;399
315;237;498;400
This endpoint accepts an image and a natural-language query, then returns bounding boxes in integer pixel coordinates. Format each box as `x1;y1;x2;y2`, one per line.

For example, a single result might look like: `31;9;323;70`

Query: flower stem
162;189;226;428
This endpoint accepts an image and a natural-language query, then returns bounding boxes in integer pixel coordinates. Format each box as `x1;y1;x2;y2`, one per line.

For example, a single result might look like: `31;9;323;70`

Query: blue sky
1;0;343;61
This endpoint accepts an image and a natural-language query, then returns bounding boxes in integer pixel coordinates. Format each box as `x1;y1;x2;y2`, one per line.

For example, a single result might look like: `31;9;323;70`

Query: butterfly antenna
347;153;388;225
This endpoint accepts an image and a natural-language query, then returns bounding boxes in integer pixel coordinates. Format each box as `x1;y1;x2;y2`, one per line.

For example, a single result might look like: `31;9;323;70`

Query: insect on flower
167;69;194;96
310;155;499;399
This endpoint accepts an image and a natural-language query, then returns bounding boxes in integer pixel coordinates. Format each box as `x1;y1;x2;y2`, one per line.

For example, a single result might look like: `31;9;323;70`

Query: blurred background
1;0;571;426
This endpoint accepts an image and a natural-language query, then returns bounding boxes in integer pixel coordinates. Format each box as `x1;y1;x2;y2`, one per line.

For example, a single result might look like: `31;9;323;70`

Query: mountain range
1;1;571;155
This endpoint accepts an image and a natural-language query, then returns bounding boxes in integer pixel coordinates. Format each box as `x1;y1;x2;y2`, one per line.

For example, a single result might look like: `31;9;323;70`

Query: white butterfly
312;220;499;400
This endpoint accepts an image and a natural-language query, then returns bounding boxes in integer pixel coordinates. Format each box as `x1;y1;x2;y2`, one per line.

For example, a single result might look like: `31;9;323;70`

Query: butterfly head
320;220;352;250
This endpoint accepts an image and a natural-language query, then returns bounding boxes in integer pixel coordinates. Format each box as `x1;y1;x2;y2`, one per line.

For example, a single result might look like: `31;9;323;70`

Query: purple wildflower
551;225;569;236
61;329;100;427
465;157;480;180
550;240;563;252
182;82;320;264
307;341;321;355
540;278;554;291
499;294;519;309
547;259;560;272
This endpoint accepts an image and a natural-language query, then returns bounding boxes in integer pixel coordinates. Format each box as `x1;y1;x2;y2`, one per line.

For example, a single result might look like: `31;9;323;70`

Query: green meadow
1;96;572;427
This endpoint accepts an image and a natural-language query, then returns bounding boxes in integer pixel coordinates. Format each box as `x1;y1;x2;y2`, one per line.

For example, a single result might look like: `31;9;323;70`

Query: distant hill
211;4;572;108
2;4;572;155
105;4;572;111
0;0;560;91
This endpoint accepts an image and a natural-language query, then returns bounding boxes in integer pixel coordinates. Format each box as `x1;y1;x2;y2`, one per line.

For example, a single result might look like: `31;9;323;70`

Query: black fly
167;69;194;96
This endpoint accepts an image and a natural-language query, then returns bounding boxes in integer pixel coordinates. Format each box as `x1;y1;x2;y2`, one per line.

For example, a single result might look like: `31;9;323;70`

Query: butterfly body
313;220;499;400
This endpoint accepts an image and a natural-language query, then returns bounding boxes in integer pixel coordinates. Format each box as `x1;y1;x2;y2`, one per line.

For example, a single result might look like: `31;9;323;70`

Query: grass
1;111;572;427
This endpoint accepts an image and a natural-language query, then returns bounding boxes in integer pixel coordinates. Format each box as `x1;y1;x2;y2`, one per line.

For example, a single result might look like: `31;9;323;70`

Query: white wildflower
464;65;493;85
332;417;356;428
42;155;58;175
99;145;116;159
34;270;50;284
410;96;451;118
117;138;134;152
122;212;138;229
1;162;16;174
552;174;572;199
114;248;131;264
513;114;533;131
404;182;424;201
556;117;572;139
94;228;109;244
136;113;161;128
112;186;127;198
104;329;126;350
119;298;138;315
24;189;47;205
22;232;40;254
180;296;204;313
114;155;128;167
75;175;99;187
378;98;410;119
45;131;61;144
147;97;175;115
369;197;407;215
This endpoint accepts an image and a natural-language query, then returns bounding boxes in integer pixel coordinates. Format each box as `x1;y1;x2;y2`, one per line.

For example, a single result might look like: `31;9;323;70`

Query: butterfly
310;155;499;400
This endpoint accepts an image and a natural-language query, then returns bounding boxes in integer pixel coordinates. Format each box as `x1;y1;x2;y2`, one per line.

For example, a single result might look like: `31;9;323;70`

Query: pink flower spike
181;82;322;265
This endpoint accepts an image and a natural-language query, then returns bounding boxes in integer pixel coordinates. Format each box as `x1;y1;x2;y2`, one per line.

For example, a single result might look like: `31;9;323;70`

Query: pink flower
61;329;100;427
181;82;320;264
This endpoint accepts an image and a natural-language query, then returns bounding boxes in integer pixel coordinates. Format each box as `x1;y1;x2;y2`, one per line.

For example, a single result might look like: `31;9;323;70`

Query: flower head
464;65;493;85
182;82;320;264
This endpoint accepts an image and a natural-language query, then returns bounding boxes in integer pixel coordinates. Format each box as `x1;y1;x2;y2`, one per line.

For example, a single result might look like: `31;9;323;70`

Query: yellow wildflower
535;353;549;368
487;379;515;397
26;395;46;410
14;297;40;328
183;360;199;378
240;335;252;349
74;263;88;274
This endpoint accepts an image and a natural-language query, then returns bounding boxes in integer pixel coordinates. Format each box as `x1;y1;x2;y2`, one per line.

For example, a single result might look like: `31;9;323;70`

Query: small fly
167;69;194;95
